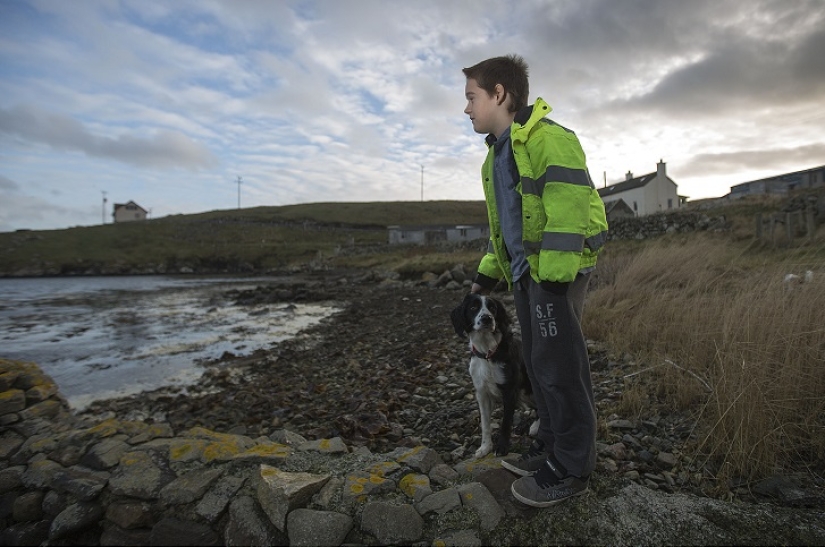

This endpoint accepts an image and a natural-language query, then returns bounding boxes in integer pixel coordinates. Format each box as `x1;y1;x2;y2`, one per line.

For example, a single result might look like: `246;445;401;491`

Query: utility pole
101;191;107;224
420;164;424;202
236;176;242;209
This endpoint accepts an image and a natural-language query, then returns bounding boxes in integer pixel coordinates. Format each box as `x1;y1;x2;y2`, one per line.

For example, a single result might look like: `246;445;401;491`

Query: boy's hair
462;54;529;113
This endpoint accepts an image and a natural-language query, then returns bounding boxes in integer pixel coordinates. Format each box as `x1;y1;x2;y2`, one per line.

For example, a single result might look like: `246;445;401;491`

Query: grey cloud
0;105;219;170
682;143;825;177
0;174;19;192
0;190;91;233
624;30;825;116
517;0;825;117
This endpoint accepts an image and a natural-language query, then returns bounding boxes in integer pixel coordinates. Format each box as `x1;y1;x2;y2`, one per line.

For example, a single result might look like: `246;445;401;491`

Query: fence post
806;206;816;238
756;213;763;239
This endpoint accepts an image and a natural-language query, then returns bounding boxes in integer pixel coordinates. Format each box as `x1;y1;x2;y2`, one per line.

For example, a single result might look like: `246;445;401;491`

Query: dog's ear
492;297;510;333
450;294;471;338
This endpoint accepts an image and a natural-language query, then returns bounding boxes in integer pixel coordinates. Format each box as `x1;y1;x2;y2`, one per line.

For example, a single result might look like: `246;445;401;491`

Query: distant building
113;201;148;223
598;160;682;217
727;165;825;199
388;224;489;245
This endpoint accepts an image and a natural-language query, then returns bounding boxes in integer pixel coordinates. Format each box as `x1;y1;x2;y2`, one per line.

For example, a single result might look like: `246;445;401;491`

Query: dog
450;293;537;458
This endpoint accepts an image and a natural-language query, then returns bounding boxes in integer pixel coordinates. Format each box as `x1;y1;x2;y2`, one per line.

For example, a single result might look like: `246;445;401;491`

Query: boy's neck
492;113;516;139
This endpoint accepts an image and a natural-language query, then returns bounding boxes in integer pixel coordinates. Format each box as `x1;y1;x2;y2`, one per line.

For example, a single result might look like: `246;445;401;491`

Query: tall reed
586;234;825;481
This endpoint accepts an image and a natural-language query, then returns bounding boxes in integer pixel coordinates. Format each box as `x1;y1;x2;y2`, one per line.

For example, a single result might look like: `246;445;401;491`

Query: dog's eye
470;304;479;312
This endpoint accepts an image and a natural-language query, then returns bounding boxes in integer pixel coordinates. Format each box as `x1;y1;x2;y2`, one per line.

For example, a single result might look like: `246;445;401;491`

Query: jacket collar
484;97;553;147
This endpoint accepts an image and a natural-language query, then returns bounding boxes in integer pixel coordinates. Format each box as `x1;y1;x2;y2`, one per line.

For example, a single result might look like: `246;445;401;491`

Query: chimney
625;170;633;181
657;159;666;179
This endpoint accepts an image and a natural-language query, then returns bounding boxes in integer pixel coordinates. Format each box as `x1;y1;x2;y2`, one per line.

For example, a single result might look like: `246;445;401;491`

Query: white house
112;201;148;223
598;160;681;217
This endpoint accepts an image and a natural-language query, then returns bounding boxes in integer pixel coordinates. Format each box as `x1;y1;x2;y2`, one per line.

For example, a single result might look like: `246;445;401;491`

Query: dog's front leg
496;388;517;456
474;391;494;458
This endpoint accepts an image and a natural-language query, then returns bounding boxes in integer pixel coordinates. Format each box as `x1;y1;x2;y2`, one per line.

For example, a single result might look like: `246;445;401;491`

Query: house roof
729;164;825;190
388;223;487;231
113;200;148;213
597;172;656;198
603;198;634;214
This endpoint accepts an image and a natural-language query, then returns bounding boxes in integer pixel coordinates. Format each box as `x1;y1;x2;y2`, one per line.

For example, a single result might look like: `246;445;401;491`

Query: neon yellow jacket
475;97;608;290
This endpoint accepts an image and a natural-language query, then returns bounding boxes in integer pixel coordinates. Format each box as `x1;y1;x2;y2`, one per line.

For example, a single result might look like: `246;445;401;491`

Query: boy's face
464;78;510;137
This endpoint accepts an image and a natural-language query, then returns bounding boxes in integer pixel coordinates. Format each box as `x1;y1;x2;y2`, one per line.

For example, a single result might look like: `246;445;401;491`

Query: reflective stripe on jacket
476;97;608;289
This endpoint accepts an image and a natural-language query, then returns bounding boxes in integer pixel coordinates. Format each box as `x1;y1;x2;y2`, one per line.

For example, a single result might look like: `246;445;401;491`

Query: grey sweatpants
513;273;596;478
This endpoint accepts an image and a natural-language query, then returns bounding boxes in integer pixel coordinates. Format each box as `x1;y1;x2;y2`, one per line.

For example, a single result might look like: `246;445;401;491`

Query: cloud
682;143;825;177
0;105;218;170
0;174;19;192
1;0;823;231
0;180;94;232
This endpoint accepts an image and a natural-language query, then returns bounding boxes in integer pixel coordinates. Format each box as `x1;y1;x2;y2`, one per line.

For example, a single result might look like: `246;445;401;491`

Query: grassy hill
2;193;823;278
0;200;489;277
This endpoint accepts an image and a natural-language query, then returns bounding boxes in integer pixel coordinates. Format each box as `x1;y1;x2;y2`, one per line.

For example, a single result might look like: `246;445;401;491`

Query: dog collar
471;344;498;360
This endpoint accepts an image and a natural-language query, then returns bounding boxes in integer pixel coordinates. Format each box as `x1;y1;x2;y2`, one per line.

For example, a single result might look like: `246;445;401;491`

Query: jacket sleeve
528;126;595;283
474;240;504;289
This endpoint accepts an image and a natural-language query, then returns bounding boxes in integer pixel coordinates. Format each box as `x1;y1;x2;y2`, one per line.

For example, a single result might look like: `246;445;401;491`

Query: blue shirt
492;127;529;283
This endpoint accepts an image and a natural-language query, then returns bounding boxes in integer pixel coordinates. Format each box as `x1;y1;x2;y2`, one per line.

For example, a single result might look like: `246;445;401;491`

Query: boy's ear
495;83;507;106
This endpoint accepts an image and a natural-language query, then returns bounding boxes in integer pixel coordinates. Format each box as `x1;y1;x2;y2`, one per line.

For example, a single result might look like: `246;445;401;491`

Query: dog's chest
469;356;507;397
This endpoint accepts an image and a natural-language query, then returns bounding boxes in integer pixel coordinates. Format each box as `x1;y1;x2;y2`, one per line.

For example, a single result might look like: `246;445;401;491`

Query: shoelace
535;462;564;488
519;440;545;461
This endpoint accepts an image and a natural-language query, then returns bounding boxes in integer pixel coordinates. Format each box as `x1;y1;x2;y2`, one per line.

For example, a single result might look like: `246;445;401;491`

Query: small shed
603;199;636;221
388;224;489;245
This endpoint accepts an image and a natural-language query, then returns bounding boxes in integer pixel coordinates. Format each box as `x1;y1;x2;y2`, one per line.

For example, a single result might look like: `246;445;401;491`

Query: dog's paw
474;444;492;459
494;440;510;457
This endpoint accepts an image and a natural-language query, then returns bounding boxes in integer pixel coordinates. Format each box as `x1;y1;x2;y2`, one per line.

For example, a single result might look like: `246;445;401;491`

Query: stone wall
605;211;730;241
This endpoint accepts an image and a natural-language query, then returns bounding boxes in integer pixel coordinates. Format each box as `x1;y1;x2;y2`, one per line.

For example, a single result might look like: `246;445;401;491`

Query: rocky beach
2;268;824;545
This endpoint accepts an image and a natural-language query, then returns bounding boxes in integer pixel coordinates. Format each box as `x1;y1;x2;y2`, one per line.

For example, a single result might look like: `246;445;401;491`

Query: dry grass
586;232;825;482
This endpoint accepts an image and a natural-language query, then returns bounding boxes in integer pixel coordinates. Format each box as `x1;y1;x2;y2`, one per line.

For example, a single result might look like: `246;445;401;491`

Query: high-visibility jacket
475;97;608;290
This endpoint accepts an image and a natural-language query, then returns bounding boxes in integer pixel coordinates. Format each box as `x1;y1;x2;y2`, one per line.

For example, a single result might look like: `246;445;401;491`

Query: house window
633;201;637;212
668;199;673;209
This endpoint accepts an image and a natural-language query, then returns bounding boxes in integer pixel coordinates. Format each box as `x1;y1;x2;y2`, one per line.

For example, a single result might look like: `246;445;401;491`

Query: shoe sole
500;460;538;477
510;483;588;508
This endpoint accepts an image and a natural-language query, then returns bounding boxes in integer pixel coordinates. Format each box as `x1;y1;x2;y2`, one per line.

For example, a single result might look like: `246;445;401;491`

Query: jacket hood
485;97;554;148
512;97;553;142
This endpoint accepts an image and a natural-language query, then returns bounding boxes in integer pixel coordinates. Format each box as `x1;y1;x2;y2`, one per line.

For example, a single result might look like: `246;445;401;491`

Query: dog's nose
480;314;493;326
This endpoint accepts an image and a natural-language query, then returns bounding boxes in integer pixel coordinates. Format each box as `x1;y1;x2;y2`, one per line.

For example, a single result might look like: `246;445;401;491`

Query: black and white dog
450;293;537;458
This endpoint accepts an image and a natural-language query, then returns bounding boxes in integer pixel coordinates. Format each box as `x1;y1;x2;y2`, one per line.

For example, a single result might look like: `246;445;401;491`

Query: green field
0;200;489;277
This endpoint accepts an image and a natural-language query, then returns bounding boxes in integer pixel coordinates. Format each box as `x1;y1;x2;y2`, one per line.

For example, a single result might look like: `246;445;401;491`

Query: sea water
0;276;336;410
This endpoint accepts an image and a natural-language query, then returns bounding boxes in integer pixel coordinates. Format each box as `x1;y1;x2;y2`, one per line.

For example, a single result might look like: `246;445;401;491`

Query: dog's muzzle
478;314;494;328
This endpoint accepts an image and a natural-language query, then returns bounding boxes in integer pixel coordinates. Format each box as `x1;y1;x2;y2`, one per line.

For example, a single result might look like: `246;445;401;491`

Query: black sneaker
511;457;589;508
500;439;551;477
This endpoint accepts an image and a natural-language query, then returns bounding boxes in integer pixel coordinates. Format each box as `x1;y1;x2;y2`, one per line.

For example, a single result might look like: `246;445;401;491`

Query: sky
1;0;824;232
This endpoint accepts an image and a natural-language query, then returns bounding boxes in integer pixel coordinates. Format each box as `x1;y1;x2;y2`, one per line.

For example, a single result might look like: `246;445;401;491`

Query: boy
461;54;608;507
